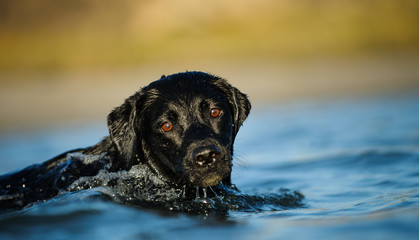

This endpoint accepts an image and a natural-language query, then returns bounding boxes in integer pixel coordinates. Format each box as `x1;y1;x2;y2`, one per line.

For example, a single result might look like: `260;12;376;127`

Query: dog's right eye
161;122;173;132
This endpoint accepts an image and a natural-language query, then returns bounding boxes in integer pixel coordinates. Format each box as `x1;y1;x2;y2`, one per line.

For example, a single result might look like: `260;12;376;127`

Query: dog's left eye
161;122;173;132
210;108;221;118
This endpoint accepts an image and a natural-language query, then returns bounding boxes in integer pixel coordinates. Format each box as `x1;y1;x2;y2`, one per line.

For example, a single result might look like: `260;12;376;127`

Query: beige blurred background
1;0;419;133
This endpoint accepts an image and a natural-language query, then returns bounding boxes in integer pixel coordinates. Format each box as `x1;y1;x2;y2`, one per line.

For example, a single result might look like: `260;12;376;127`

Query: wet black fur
0;71;251;210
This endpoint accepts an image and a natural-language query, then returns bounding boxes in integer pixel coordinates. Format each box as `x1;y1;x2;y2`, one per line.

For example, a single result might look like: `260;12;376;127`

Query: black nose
193;146;220;166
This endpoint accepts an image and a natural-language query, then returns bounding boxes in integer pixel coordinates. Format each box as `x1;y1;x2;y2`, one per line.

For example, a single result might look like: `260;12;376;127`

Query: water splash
0;152;303;214
60;153;304;214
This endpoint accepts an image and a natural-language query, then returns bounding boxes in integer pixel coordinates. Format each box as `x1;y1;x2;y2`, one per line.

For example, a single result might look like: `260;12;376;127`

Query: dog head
107;71;251;187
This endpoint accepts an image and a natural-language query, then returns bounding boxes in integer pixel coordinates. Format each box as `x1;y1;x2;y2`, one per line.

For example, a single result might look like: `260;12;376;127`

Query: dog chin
189;172;225;187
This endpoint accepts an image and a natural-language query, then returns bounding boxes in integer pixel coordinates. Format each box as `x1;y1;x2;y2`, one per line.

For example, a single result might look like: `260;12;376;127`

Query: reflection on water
1;93;419;239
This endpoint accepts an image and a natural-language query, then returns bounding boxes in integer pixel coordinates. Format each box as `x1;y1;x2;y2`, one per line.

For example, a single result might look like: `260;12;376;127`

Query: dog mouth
183;157;232;187
188;171;226;187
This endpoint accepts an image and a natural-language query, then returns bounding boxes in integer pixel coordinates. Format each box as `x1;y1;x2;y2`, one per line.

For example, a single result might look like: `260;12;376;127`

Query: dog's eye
210;108;221;118
161;122;173;132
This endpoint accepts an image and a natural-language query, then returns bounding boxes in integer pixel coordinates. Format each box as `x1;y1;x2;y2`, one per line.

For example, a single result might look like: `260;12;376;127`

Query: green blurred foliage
0;0;418;72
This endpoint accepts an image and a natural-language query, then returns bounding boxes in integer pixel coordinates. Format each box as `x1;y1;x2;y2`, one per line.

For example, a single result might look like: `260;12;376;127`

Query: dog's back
0;138;115;210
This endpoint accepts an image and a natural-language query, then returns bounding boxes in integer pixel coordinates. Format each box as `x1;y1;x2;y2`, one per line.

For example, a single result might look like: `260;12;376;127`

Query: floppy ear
107;93;141;170
212;78;251;136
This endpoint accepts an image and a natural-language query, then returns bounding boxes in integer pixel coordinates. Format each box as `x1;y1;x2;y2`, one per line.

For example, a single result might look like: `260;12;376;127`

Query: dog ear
211;77;250;187
212;78;251;136
107;93;141;170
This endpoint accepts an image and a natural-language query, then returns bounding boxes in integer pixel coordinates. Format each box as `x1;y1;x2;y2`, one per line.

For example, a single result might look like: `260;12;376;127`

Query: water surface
1;93;419;239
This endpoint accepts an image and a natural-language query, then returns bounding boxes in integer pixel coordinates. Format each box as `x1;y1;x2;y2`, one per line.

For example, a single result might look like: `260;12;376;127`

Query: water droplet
203;187;207;199
182;185;186;198
195;186;200;201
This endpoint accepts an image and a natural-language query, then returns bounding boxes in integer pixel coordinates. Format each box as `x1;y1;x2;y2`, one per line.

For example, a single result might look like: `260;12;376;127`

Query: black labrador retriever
0;71;251;210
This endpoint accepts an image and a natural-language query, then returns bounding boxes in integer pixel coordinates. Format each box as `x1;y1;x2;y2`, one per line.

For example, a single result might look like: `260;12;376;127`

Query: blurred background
1;0;419;133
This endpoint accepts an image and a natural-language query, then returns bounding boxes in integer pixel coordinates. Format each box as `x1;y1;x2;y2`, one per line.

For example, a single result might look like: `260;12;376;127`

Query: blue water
1;93;419;239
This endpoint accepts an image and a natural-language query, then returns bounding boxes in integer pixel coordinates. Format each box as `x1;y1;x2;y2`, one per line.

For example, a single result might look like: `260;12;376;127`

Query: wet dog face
107;72;251;187
143;83;235;187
